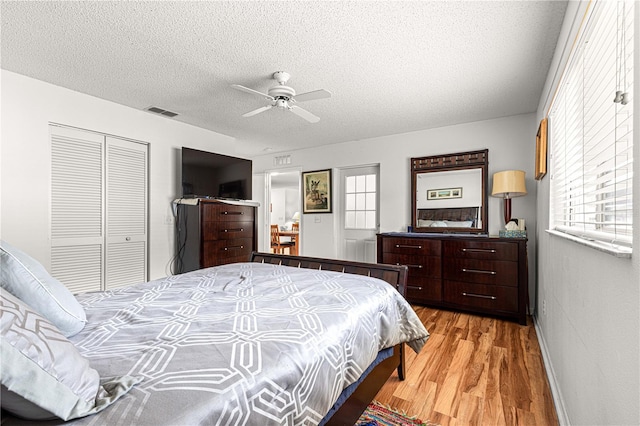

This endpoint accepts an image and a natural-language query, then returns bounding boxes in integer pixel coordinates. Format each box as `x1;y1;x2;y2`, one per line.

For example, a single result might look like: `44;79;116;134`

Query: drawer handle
224;228;244;232
462;292;497;300
224;245;244;251
461;248;496;253
396;263;422;269
408;286;424;291
462;268;496;275
395;244;422;249
222;211;245;215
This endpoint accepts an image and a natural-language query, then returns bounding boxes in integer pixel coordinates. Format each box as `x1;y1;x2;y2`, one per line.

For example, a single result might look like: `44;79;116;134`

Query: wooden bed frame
250;252;409;425
417;206;480;225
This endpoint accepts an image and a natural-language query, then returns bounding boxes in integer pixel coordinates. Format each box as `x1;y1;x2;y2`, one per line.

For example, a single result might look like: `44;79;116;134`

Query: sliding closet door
50;125;148;293
51;126;105;293
105;136;148;289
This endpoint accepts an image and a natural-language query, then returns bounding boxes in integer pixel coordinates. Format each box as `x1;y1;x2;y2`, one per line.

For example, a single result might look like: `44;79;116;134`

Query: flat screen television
181;147;252;200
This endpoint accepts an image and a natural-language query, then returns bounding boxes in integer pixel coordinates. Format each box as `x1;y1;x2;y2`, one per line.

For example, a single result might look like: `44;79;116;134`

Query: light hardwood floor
375;307;558;425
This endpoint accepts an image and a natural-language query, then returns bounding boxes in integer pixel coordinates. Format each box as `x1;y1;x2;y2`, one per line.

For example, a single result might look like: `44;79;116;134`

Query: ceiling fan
231;71;331;123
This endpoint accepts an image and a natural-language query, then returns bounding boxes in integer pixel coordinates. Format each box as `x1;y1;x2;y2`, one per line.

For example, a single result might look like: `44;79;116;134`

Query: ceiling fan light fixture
231;71;330;123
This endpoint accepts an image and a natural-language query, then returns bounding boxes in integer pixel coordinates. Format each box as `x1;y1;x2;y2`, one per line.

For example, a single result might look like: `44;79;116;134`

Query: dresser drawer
203;221;254;240
405;275;442;303
444;240;517;261
443;280;518;313
381;253;441;279
443;258;518;286
381;238;441;256
203;238;253;266
203;204;254;222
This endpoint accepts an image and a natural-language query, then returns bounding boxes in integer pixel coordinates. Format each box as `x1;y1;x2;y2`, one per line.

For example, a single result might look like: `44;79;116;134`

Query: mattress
5;262;429;425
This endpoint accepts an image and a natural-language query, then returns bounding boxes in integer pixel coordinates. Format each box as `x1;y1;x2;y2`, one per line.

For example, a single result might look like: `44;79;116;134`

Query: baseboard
533;315;570;426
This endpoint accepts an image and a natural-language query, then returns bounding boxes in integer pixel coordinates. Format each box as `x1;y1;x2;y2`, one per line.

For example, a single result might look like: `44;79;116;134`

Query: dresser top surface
378;232;527;242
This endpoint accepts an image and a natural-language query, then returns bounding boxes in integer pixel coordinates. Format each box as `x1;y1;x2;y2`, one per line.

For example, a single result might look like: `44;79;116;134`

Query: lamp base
503;198;512;224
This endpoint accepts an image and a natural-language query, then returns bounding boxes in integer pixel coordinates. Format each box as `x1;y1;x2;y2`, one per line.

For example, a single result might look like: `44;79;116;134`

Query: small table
278;230;299;256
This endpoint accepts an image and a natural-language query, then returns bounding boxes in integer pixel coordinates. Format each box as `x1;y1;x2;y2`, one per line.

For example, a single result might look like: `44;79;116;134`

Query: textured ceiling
1;1;567;157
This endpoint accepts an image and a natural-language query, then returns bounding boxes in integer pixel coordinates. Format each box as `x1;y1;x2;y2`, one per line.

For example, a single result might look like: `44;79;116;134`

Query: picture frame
535;118;548;180
302;169;332;213
427;187;463;200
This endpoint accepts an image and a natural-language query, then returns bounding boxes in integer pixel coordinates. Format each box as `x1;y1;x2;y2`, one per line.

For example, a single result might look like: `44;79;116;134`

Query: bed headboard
417;206;479;227
250;252;407;297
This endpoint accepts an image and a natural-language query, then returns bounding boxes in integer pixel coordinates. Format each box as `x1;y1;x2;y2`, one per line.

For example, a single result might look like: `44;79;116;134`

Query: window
345;174;377;229
549;0;633;253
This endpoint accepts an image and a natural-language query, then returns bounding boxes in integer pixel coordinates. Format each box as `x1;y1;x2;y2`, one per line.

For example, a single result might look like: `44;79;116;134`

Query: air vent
145;106;179;118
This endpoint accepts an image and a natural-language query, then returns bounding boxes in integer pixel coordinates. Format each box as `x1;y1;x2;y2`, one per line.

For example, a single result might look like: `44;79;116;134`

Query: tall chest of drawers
377;233;527;324
178;199;258;272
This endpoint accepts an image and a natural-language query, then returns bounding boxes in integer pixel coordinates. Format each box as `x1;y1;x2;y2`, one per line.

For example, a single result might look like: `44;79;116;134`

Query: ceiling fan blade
242;105;272;117
289;105;320;123
292;89;332;103
231;84;274;100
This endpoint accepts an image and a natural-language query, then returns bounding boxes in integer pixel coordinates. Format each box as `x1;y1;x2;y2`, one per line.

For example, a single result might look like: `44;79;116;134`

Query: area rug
356;400;439;426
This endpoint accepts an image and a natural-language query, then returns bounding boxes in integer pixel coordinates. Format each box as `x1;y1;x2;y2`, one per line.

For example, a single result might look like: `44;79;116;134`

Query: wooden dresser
177;199;258;273
377;233;527;324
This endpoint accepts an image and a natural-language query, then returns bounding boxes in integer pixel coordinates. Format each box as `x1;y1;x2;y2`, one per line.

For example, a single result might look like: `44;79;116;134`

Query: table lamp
292;212;300;223
491;170;527;225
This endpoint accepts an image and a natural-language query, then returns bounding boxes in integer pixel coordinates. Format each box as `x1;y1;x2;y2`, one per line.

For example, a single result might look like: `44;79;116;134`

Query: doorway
268;170;301;254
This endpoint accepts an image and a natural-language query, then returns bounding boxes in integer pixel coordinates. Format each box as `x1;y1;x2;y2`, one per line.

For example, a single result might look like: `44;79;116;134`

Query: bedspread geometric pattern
9;262;428;425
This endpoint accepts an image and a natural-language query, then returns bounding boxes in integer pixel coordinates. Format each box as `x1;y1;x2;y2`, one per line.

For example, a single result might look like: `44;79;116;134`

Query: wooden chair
270;225;295;254
290;222;300;254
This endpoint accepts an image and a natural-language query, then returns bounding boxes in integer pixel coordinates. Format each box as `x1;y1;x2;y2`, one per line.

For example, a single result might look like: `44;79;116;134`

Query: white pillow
429;221;448;227
417;219;434;227
0;240;86;337
0;290;140;421
445;220;474;227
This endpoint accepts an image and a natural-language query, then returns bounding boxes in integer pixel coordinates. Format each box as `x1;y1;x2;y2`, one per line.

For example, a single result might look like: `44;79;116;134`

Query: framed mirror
411;149;488;234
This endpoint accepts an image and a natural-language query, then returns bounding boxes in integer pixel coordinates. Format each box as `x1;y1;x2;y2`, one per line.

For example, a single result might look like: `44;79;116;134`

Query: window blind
549;0;633;252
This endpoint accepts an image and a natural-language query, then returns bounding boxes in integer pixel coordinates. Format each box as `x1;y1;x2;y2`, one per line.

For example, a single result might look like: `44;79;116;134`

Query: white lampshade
292;211;300;222
491;170;527;199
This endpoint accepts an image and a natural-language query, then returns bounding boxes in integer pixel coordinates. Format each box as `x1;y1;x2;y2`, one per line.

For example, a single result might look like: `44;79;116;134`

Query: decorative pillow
0;240;86;337
0;290;140;421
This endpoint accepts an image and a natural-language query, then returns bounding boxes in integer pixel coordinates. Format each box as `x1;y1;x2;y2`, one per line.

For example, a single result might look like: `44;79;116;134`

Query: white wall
252;113;538;300
0;70;244;281
534;2;640;425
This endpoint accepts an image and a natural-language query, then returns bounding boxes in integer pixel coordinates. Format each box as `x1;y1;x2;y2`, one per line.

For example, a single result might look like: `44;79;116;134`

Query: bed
1;248;429;426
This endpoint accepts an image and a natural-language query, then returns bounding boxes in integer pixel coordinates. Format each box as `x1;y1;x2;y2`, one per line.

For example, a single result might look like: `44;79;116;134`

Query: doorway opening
268;170;301;255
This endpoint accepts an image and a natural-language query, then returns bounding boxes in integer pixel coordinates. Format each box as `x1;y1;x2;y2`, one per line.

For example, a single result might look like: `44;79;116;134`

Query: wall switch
542;300;547;315
314;216;321;223
164;215;174;225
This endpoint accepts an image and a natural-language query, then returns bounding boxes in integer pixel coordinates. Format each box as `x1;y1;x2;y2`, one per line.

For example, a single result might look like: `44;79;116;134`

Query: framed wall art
302;169;332;213
535;118;548;180
427;187;463;200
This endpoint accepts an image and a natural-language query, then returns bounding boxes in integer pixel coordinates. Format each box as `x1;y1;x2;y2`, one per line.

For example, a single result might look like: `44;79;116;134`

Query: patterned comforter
41;262;429;425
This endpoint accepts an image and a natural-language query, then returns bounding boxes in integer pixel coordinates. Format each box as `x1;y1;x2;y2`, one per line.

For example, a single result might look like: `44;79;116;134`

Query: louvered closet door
51;126;105;293
105;136;148;289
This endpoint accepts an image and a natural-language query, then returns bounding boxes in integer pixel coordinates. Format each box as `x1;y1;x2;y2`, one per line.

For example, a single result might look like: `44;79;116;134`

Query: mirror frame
411;149;488;234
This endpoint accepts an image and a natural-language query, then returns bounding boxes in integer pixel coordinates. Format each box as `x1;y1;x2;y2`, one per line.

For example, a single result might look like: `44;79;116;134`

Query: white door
338;165;379;262
50;126;105;293
105;136;148;289
50;125;148;293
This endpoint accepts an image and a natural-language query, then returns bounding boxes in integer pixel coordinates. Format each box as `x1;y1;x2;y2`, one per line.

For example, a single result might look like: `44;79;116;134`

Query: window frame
548;0;633;257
